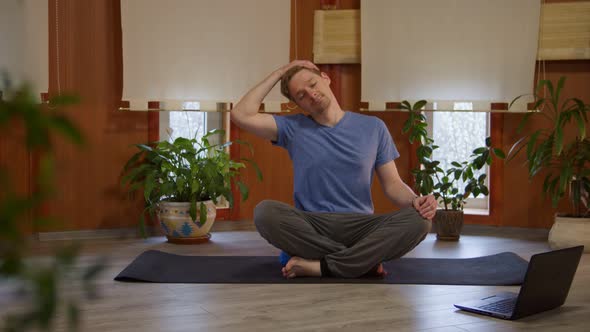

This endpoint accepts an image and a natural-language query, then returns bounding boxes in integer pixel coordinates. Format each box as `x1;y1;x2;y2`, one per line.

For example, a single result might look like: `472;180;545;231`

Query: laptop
454;245;584;320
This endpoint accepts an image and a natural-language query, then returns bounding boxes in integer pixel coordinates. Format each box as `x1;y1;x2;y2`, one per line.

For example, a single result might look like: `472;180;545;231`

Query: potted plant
508;77;589;250
402;100;505;240
121;129;262;243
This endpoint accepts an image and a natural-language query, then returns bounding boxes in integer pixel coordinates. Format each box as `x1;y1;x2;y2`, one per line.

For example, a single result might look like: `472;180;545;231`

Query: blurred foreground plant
0;74;104;331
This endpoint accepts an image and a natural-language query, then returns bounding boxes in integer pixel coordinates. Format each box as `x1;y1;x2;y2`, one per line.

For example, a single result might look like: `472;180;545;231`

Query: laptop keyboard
478;298;517;313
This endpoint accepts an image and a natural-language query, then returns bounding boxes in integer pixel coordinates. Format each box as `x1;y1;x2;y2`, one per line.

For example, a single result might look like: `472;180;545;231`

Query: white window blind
120;0;290;112
361;0;541;112
0;0;48;101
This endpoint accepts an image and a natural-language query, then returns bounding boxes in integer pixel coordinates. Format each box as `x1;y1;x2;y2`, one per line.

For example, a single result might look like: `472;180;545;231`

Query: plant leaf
493;148;505;159
237;180;249;202
473;147;487;154
199;201;207;225
189;199;197;222
234;139;255;155
413;100;427;111
49;115;85;146
241;157;263;181
136;144;154;152
554;127;563;155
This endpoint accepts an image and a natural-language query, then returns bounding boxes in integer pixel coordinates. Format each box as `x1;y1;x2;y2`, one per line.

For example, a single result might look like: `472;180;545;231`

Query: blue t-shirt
273;111;399;214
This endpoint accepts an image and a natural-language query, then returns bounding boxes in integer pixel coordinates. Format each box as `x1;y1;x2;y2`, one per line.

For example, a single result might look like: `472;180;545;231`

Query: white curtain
361;0;541;112
0;0;49;101
120;0;290;112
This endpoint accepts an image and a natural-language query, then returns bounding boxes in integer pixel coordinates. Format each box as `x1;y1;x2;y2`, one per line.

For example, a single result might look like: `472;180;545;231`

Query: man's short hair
280;66;322;101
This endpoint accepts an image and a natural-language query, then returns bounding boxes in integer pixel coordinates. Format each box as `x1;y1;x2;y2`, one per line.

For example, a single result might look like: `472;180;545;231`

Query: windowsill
463;208;489;216
359;109;533;113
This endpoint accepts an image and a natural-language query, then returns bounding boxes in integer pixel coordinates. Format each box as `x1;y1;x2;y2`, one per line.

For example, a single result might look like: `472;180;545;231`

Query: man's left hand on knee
413;195;437;220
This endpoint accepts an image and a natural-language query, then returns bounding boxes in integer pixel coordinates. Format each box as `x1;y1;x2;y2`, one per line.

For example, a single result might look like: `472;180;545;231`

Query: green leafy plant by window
1;75;104;331
402;100;505;211
508;77;589;217
121;129;262;233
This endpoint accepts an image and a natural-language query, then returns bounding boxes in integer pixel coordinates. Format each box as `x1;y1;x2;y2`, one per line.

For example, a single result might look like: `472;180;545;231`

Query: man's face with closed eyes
283;67;334;116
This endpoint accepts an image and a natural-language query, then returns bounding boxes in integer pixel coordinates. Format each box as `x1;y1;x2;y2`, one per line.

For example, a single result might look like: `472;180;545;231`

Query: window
159;108;224;145
160;111;207;143
426;103;490;212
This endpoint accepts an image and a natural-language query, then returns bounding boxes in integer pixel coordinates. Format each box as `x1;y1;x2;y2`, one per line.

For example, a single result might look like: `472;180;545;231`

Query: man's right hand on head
279;60;319;76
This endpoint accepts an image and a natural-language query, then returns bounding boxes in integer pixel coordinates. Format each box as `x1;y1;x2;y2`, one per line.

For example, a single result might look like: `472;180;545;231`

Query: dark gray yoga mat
115;250;528;285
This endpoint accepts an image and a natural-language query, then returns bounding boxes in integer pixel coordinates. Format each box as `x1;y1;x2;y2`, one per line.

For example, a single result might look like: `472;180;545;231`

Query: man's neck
311;105;345;127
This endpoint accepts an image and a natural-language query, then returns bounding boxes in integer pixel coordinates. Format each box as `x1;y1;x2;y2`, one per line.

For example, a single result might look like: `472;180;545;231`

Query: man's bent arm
375;160;418;208
231;70;283;141
231;60;317;141
376;160;438;220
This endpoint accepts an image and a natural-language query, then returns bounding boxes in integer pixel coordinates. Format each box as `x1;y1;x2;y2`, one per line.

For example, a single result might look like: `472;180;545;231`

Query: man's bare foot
281;256;321;278
365;263;388;278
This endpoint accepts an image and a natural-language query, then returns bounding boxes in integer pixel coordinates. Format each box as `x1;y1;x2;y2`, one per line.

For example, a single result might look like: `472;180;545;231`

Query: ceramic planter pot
158;201;216;244
434;210;464;241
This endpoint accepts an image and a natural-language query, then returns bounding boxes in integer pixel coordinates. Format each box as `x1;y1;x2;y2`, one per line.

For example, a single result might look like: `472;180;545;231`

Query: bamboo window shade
313;9;360;64
538;2;590;60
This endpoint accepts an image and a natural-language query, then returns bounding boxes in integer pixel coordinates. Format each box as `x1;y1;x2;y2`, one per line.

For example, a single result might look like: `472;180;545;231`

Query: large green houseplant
508;77;589;250
402;100;505;240
121;129;262;243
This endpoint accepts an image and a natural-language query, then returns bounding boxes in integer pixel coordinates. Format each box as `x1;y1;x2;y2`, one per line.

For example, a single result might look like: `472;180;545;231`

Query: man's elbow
229;110;259;134
229;108;247;127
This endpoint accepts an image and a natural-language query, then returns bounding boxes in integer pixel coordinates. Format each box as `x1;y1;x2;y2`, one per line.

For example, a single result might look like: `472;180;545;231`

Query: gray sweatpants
254;200;431;278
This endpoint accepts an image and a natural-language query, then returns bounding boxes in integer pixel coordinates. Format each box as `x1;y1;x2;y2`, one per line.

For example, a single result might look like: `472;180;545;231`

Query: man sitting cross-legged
231;60;437;278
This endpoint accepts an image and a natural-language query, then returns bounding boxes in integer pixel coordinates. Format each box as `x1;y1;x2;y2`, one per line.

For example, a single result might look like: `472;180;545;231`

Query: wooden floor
2;222;589;332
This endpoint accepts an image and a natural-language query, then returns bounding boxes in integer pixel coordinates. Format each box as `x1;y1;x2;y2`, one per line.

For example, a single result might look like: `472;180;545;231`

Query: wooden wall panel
0;121;33;234
41;0;147;231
